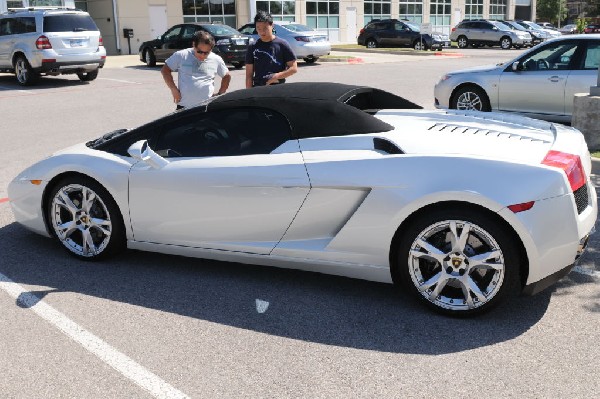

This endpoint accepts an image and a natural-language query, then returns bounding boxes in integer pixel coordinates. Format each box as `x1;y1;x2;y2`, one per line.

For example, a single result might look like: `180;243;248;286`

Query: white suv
0;8;106;85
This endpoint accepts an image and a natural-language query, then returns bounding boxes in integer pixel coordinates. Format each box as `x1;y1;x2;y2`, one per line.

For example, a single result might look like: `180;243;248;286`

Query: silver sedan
434;35;600;123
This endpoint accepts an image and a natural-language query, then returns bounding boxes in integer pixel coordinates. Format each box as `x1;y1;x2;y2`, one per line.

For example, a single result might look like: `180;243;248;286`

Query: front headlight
249;37;256;45
216;39;230;45
432;34;442;41
438;74;452;84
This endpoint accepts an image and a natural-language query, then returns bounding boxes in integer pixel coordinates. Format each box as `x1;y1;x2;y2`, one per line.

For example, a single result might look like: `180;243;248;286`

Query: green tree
536;0;568;25
576;18;590;33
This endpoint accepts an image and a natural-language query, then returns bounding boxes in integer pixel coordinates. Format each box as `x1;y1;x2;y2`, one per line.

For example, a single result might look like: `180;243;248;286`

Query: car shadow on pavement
0;220;580;355
0;74;93;89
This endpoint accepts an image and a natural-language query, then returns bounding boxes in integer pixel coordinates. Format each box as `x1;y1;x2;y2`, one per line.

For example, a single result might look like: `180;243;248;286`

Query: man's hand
265;73;279;85
170;87;181;104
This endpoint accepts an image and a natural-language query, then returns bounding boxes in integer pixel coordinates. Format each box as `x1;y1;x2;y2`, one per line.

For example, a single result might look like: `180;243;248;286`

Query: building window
306;0;339;30
182;0;236;28
399;0;423;24
7;1;24;7
364;0;391;26
465;0;483;20
256;1;296;22
489;0;507;20
28;0;62;5
430;0;451;29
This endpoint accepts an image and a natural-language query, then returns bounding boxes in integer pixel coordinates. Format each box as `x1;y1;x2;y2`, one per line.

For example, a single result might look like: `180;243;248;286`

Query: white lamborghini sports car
8;83;597;316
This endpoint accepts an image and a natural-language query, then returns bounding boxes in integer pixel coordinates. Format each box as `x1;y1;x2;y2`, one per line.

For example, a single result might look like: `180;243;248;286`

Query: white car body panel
8;108;597;291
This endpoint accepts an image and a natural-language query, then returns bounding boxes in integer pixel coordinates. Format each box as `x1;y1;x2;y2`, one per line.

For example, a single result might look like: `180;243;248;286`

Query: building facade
1;0;535;55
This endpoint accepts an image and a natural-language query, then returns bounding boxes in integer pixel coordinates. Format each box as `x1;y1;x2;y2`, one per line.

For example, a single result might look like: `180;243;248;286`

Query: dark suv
357;19;449;51
139;23;249;68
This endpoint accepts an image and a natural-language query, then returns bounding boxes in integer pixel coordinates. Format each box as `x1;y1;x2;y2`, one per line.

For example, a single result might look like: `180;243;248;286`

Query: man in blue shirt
245;11;298;88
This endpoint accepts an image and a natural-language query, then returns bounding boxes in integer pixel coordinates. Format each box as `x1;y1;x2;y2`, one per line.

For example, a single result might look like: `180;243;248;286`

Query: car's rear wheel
47;176;125;260
451;85;491;112
500;37;512;50
143;49;156;67
303;57;318;64
366;39;378;48
77;70;99;82
231;62;244;69
457;36;468;49
393;207;520;316
14;55;39;86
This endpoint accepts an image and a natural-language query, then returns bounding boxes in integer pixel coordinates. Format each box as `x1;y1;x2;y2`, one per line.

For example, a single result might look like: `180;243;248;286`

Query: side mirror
512;61;522;71
128;140;169;169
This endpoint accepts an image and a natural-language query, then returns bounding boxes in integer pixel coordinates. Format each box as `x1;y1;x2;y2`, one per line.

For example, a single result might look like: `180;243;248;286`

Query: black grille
574;184;589;214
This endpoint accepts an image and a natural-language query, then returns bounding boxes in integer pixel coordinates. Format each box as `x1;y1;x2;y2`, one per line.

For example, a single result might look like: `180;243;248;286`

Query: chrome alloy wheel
407;220;505;311
456;91;483;111
15;58;29;84
50;184;112;257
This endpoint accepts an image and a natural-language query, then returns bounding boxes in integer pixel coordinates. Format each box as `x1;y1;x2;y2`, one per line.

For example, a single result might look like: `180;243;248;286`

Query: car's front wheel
14;55;39;86
394;207;520;316
303;57;319;64
366;39;378;48
451;85;491;112
47;176;125;260
77;70;99;82
143;48;156;67
500;37;512;50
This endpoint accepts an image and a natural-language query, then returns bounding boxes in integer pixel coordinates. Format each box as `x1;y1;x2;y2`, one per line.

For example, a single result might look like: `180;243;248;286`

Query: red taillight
542;150;586;192
36;35;52;49
508;201;535;213
295;36;310;42
99;35;104;46
451;27;456;32
359;28;365;35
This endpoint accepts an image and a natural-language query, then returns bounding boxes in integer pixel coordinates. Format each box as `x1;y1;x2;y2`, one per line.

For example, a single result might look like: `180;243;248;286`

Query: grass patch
591;151;600;158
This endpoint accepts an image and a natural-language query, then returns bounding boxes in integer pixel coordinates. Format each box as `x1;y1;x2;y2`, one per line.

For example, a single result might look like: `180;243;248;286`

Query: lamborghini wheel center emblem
451;257;462;267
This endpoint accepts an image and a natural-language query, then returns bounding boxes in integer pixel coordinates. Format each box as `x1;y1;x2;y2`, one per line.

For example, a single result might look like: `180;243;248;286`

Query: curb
330;47;462;57
319;57;364;64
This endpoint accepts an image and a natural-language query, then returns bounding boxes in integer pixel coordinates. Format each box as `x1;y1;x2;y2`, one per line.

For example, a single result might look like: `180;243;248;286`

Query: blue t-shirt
245;37;296;86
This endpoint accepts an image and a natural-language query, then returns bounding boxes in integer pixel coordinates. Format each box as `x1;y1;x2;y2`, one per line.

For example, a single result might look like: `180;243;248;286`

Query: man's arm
215;73;231;96
266;59;297;85
245;64;254;88
161;64;181;104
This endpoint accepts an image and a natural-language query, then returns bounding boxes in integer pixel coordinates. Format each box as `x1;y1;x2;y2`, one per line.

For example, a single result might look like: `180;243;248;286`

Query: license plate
234;39;245;45
445;41;451;47
70;39;85;47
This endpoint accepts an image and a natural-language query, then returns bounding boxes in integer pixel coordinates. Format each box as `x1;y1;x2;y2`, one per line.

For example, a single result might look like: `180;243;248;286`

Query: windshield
202;24;241;36
491;21;510;31
283;23;314;32
405;22;420;32
507;21;527;31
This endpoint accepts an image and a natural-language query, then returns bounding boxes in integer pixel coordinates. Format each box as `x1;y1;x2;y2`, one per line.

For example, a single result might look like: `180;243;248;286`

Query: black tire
393;207;520;317
500;36;512;50
46;176;126;260
231;62;244;69
413;40;427;50
77;70;99;82
366;38;378;48
451;85;491;112
457;36;468;49
303;57;318;64
14;55;39;86
143;48;156;67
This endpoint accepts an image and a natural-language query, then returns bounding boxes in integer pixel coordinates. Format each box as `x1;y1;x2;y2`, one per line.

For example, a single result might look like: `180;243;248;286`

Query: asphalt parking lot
1;48;599;398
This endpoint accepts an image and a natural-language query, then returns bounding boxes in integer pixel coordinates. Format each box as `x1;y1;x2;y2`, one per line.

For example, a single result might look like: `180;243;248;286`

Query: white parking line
0;271;189;399
98;78;141;84
572;265;600;278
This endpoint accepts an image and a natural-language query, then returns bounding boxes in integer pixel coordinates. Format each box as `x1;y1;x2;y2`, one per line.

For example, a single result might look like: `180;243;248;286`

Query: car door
0;18;15;67
128;107;311;254
498;40;581;116
565;39;600;116
155;25;183;61
375;22;394;46
393;22;412;47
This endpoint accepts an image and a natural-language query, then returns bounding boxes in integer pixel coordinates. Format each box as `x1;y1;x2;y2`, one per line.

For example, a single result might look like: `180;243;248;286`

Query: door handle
548;76;564;83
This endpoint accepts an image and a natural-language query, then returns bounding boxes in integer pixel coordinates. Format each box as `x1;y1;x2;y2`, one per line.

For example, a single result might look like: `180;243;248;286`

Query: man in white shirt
161;30;231;109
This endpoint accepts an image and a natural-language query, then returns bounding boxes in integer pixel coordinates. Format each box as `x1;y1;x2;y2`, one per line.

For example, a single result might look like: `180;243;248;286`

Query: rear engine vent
373;137;403;154
573;185;589;214
428;123;551;144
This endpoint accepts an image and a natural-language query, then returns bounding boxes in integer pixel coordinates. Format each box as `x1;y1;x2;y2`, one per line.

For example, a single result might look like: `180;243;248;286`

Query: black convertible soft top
209;82;422;139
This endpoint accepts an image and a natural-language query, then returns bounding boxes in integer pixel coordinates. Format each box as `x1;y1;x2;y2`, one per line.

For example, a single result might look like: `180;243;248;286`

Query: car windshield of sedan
202;24;241;36
283;23;314;32
405;22;420;32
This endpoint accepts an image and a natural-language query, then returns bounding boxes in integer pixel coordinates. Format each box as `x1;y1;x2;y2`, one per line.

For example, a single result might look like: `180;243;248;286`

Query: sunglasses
196;49;211;55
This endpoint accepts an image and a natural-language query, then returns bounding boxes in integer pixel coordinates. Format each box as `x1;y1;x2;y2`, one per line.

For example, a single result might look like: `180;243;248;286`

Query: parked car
357;19;450;50
139;23;249;69
434;35;600;123
538;22;556;30
497;20;546;45
516;20;562;39
559;24;578;35
8;82;597;317
0;8;105;85
238;21;330;63
584;24;600;34
450;20;532;49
